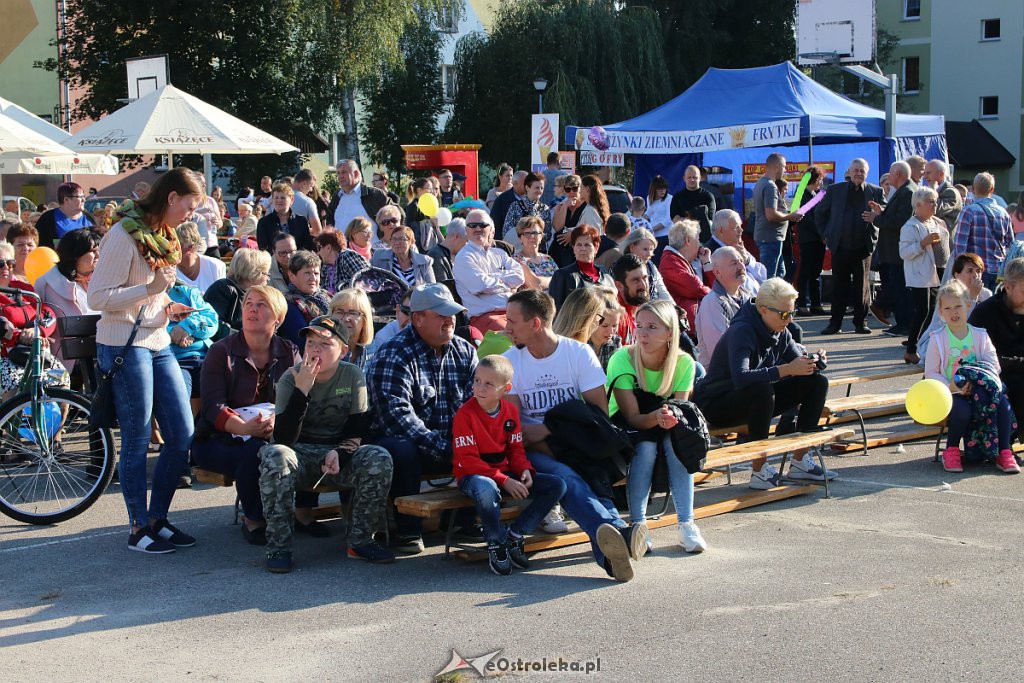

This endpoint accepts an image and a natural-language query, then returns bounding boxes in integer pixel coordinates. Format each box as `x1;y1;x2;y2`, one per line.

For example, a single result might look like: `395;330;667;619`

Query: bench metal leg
934;423;947;462
812;446;831;498
852;409;869;456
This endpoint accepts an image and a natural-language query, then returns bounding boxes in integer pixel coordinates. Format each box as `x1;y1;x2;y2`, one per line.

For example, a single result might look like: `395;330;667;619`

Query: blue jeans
527;450;625;566
98;344;194;528
177;355;203;398
627;437;694;524
458;473;567;545
757;241;785;279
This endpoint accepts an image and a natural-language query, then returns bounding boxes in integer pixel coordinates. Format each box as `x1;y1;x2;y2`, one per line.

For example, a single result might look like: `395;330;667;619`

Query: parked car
2;196;37;216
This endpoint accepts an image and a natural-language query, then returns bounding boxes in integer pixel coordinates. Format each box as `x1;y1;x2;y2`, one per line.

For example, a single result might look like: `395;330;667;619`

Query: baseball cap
300;315;350;344
409;283;465;316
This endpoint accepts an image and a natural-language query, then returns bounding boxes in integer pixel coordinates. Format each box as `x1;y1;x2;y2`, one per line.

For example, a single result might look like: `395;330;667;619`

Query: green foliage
361;18;445;177
444;0;671;168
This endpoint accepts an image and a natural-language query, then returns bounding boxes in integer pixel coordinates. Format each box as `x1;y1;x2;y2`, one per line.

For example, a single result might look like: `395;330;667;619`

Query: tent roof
592;62;944;140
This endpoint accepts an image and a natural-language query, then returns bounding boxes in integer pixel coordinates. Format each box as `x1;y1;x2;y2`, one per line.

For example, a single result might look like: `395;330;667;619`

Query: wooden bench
822;392;909;455
395;428;853;558
829;366;922;396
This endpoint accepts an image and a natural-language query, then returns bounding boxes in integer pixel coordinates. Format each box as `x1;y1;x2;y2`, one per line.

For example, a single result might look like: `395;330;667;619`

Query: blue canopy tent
564;62;946;208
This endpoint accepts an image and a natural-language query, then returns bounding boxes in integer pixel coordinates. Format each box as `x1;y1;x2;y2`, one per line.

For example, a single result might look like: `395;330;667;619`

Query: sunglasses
521;231;544;237
764;305;796;321
565;186;580;192
0;260;14;269
380;217;400;226
466;222;489;230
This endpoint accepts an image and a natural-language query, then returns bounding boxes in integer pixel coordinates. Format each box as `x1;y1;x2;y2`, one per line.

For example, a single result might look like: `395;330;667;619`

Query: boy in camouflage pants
258;315;394;573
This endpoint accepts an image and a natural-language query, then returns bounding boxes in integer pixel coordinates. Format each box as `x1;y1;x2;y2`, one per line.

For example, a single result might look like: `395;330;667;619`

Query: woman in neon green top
605;300;706;554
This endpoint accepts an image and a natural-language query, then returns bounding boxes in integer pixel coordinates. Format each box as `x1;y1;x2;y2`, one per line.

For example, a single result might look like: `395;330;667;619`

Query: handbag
89;309;144;429
608;372;665;444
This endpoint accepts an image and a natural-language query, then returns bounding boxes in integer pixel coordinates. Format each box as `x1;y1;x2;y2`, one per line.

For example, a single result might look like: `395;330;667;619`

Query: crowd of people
3;149;1023;581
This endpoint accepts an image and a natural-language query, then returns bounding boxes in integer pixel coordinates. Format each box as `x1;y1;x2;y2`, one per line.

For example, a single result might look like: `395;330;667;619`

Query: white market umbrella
65;84;299;163
0;110;80;202
0;96;118;174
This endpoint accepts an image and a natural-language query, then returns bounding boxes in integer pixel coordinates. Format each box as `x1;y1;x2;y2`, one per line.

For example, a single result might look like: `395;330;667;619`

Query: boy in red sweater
453;355;567;575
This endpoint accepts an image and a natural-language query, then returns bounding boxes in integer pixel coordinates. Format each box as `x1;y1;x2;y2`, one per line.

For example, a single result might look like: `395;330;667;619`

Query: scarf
117;199;182;268
286;283;330;324
577;260;599;281
350;242;372;260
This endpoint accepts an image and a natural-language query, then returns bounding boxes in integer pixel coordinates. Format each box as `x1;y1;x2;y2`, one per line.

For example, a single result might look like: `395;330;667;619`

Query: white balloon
436;207;453;226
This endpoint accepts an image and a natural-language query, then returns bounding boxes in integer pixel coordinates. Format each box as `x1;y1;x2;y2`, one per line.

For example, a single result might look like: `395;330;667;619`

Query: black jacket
814;181;884;255
543;399;633;500
256;211;313;252
326;183;391;229
670;188;716;243
204;277;245;337
426;243;453;283
969;289;1024;376
548;262;614;310
872;181;917;265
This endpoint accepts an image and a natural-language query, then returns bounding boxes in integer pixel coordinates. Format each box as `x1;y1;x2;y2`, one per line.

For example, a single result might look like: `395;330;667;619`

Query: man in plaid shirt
366;284;477;554
950;172;1013;289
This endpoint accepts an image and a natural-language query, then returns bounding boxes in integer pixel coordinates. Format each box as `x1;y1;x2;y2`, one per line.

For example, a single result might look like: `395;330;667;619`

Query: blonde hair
329;288;375;346
477;354;513;384
174;221;204;250
937;279;970;309
628;299;681;397
345;216;374;243
553;286;606;342
755;277;798;310
245;285;287;323
620;228;657;258
228;247;272;285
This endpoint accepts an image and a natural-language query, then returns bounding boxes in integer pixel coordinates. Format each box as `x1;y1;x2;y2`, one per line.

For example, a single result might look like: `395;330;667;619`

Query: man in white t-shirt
175;221;227;293
503;289;649;582
291;169;324;237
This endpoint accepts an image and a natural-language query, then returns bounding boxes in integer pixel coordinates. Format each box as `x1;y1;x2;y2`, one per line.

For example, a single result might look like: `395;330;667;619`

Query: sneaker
797;306;811;316
128;527;175;554
853;325;872;335
348;541;396;563
393;535;425;555
540;505;569;534
995;449;1021;474
151;519;196;548
623;521;650;562
810;307;829;316
295;519;330;538
265;550;293;573
487;542;512;575
941;446;963;473
507;534;530;570
788;453;838;481
678;521;707;553
176;474;192;489
869;304;891;326
749;464;782;490
597;523;634;582
819;325;840;336
241;524;267;546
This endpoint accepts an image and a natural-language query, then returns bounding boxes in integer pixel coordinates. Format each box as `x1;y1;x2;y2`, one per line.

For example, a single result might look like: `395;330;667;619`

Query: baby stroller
348;267;409;331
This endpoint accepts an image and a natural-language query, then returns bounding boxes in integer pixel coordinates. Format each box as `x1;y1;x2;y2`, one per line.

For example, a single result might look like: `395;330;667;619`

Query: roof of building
945;120;1016;170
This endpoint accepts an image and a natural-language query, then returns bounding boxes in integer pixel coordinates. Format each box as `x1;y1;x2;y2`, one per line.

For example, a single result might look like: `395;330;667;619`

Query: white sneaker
748;464;782;490
678;521;707;553
788;452;838;481
540;505;569;533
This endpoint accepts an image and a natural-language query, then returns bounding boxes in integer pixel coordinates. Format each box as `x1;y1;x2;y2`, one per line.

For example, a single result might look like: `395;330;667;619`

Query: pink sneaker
995;450;1021;474
941;447;963;473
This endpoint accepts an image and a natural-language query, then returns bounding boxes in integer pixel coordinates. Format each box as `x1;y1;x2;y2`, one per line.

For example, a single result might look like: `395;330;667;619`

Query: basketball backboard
126;55;169;100
796;0;876;65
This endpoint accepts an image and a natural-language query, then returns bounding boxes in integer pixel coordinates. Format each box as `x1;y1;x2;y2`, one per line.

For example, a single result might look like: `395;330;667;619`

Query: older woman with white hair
204;247;272;335
696;278;836;489
899;185;950;364
453;209;524;332
175;221;227;293
619;228;670;302
659;220;711;333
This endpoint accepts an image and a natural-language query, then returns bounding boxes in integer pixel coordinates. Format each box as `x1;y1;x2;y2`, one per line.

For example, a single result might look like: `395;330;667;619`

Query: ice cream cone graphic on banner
531;114;558;170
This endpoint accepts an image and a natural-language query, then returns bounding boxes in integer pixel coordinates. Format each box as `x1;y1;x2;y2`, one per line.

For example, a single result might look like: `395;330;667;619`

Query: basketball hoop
798;52;843;65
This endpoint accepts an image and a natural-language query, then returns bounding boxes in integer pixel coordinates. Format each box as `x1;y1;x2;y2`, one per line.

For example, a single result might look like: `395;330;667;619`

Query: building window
442;65;457;103
981;19;1001;41
980;96;999;119
437;5;458;33
902;56;920;94
903;0;921;20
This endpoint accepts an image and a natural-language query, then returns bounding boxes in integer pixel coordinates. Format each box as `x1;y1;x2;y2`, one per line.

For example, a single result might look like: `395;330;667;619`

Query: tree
360;16;445;176
39;0;450;183
443;0;671;168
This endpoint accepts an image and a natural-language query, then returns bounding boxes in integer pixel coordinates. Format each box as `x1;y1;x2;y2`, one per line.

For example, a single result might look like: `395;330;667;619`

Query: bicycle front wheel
0;388;116;524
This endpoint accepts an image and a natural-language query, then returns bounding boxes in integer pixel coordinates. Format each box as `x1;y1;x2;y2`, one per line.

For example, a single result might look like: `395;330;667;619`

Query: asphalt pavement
4;312;1024;682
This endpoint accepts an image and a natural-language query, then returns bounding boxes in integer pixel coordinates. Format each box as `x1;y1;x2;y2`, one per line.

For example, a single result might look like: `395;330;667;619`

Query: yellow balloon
905;378;953;425
418;192;439;218
25;247;59;285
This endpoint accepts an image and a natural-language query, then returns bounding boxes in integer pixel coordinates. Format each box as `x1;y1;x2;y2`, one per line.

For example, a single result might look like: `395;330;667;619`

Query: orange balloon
25;247;59;285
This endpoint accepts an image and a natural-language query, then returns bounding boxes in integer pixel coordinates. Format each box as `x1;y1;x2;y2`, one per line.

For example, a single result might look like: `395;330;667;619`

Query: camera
808;352;827;371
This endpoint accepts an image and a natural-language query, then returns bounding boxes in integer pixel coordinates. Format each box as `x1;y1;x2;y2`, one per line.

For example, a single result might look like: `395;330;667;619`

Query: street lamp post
532;77;549;114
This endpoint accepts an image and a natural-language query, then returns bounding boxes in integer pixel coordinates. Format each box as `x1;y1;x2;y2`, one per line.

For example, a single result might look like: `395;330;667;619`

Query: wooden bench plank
828;367;921;387
830;426;942;452
194;468;232;487
703;428;854;469
823;392;906;416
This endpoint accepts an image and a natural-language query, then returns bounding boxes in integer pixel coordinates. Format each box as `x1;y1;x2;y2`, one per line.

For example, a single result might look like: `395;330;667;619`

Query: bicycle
0;286;116;524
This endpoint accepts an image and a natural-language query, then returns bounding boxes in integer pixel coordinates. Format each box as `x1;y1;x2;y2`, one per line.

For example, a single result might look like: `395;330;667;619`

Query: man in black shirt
816;159;885;335
670;165;716;244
